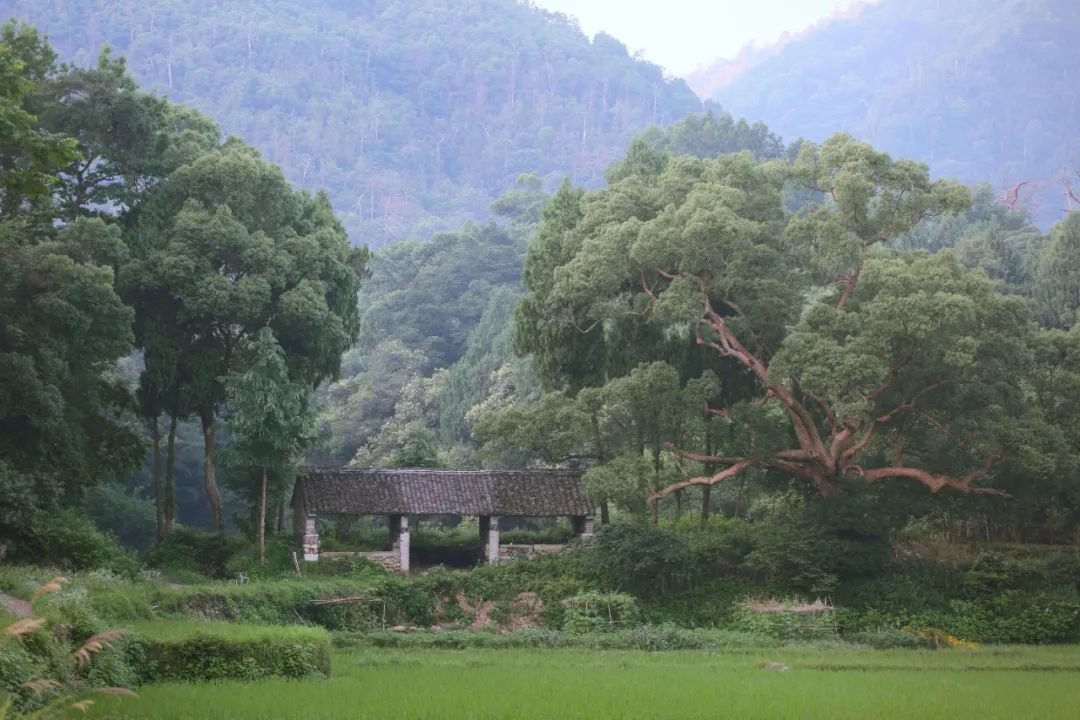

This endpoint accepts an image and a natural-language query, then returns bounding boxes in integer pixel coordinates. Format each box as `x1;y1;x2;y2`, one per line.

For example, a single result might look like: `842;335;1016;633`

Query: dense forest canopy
0;22;366;553
0;0;703;246
705;0;1080;229
3;1;1080;552
5;10;1080;713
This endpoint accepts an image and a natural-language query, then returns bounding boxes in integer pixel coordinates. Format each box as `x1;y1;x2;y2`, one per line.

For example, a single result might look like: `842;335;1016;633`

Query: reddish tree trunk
648;269;1007;502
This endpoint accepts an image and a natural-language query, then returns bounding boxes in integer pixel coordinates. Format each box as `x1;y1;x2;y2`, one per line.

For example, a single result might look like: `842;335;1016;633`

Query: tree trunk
276;495;286;534
675;488;683;518
701;422;714;524
600;501;610;525
164;412;178;538
151;417;164;543
258;466;268;566
650;446;660;527
201;410;224;534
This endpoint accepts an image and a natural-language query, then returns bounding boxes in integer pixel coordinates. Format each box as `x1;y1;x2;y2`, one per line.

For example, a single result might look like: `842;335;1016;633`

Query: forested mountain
311;112;786;472
0;0;702;245
702;0;1080;228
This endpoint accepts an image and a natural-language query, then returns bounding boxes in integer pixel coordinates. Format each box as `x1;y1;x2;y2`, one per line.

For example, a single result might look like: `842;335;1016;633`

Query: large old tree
518;134;1043;501
124;141;368;532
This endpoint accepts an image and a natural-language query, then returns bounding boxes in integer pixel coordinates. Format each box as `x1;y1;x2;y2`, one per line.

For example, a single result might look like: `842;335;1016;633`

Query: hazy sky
531;0;866;76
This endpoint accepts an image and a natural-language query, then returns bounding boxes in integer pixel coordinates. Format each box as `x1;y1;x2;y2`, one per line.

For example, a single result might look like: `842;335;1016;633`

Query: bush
0;581;147;715
82;484;157;552
144;527;245;579
5;509;137;575
733;600;839;641
562;592;640;634
156;574;434;630
133;621;331;682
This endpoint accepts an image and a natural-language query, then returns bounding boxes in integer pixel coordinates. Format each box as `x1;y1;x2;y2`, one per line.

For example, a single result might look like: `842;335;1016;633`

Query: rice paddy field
89;644;1080;719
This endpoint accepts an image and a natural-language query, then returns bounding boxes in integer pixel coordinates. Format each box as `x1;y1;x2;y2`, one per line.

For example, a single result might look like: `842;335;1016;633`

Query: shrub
0;577;143;716
562;592;640;634
734;599;839;640
222;535;305;581
156;575;434;630
133;621;331;682
144;528;245;579
7;510;137;575
82;484;157;552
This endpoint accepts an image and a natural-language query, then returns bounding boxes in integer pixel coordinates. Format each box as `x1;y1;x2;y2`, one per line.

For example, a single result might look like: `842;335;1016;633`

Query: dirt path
0;590;34;618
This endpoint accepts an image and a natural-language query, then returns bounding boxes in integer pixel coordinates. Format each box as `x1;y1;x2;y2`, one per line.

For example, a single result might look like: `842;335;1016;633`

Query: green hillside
0;0;702;245
708;0;1080;227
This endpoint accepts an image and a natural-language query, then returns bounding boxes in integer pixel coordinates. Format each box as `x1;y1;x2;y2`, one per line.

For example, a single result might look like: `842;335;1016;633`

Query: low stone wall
499;543;566;563
321;550;401;572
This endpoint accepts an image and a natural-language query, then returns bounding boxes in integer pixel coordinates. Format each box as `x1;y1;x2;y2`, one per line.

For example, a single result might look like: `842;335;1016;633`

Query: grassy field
89;644;1080;719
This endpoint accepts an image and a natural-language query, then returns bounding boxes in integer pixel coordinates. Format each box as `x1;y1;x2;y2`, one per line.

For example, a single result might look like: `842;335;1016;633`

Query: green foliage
0;22;79;215
1036;212;1080;328
5;510;136;574
82;484;157;552
562;592;640;634
144;527;246;579
133;621;330;682
340;625;774;652
511;127;1047;517
734;603;839;641
0;575;149;716
155;575;440;630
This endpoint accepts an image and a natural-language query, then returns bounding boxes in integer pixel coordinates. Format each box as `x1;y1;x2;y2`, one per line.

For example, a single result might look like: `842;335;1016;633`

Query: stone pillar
486;515;500;566
302;514;320;561
397;516;410;574
571;515;595;538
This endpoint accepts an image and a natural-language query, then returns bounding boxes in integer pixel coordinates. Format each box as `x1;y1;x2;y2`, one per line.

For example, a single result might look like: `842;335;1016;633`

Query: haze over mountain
683;1;876;100
0;0;702;245
695;0;1080;227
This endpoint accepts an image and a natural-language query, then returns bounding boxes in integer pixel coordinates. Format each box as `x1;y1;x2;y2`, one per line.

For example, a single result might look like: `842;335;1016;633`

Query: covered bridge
293;468;593;572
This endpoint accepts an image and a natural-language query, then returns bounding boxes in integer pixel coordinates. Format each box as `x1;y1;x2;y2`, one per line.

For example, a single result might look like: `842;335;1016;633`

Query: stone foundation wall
321;550;401;572
499;543;566;563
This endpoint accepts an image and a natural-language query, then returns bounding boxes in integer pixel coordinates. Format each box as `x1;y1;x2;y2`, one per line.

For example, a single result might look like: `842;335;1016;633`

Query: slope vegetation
704;0;1079;226
1;0;702;244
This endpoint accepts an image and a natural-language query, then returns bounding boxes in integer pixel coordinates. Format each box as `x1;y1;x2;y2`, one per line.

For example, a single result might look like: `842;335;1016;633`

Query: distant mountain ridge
684;1;876;100
695;0;1079;227
1;0;702;245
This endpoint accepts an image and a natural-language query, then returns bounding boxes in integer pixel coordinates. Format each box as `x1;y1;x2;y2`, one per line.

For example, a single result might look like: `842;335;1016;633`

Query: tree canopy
506;133;1069;507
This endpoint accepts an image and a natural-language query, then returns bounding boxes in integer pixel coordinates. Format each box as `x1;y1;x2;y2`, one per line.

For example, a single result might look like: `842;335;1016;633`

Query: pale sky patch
531;0;868;76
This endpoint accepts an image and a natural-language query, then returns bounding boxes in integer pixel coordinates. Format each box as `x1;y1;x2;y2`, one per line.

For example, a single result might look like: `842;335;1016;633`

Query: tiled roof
297;468;590;517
